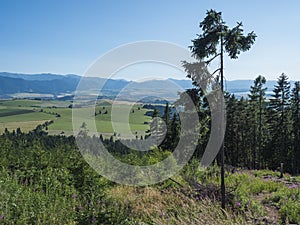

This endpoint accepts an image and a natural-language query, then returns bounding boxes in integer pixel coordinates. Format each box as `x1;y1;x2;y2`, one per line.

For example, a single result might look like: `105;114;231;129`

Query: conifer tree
291;81;300;173
248;75;267;169
267;73;291;169
189;9;256;208
224;93;238;166
161;102;172;150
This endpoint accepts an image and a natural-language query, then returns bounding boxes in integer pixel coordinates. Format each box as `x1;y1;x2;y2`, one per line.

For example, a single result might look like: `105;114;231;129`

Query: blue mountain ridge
0;72;296;100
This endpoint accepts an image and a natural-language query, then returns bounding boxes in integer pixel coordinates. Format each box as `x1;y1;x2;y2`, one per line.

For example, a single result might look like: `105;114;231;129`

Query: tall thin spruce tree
248;75;267;169
291;81;300;174
267;73;291;170
189;9;256;208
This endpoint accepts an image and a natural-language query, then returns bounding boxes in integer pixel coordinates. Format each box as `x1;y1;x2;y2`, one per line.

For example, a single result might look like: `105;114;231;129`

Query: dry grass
0;120;49;133
108;186;251;225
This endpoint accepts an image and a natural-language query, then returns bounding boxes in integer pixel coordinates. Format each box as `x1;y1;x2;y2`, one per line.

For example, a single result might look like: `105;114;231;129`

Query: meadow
0;99;152;138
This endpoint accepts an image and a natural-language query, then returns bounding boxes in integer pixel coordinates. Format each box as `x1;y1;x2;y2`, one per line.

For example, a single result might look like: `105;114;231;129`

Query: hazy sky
0;0;299;81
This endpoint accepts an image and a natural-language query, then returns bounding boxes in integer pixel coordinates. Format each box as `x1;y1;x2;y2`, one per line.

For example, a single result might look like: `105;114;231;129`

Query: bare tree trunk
220;30;226;210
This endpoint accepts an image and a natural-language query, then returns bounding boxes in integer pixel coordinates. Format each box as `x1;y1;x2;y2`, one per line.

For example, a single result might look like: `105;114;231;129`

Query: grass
181;161;300;224
0;129;299;224
0;168;77;224
0;108;34;117
0;99;44;107
0;99;72;108
1;99;299;224
0;111;55;123
0;103;56;133
44;104;151;136
0;99;152;137
107;186;249;225
0;120;51;133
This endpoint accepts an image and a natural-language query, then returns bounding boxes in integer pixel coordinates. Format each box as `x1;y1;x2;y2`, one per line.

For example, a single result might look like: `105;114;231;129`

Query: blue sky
0;0;299;81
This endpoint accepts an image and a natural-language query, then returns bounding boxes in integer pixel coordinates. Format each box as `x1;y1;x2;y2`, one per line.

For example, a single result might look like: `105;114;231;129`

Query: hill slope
0;72;293;100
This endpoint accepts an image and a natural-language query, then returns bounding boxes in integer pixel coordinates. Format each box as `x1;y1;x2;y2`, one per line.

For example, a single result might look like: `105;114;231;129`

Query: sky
0;0;299;81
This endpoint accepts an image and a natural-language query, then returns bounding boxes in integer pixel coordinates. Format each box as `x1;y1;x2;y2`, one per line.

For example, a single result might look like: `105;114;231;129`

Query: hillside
0;72;287;100
0;131;299;224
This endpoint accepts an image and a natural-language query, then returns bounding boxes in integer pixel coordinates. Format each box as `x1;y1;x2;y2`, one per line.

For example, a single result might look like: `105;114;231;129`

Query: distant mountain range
0;72;295;101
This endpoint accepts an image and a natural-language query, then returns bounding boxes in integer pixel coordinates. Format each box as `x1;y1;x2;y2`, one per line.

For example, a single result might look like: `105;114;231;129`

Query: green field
0;120;50;133
0;99;71;108
0;99;152;138
0;100;56;133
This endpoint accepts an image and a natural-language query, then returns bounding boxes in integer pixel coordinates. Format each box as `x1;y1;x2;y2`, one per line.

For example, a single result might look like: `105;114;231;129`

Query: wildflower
0;215;4;220
288;184;298;189
72;193;77;199
236;201;241;207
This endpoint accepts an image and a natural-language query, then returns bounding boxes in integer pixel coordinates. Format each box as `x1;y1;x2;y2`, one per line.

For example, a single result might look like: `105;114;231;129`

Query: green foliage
252;169;281;178
0;167;77;224
0;129;300;224
291;81;300;173
180;161;300;223
265;185;300;223
190;9;256;60
247;75;268;169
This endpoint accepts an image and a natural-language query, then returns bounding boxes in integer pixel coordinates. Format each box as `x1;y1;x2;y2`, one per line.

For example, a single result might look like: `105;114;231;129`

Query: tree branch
168;178;184;187
205;53;221;64
212;68;221;76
